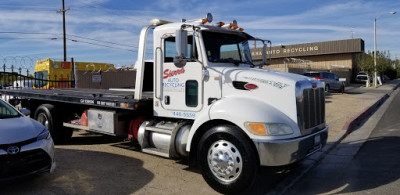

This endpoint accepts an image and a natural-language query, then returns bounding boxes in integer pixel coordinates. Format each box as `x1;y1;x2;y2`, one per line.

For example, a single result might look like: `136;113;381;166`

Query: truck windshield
202;31;253;65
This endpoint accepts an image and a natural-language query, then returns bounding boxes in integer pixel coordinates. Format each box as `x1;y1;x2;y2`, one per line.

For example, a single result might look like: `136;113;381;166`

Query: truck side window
186;80;198;107
164;36;197;62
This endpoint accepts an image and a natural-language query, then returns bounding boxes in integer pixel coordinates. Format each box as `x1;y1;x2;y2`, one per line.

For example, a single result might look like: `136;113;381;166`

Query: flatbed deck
1;88;153;110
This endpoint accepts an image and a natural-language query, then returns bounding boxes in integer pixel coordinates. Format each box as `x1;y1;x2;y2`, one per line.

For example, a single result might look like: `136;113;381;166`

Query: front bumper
253;126;328;166
0;138;55;180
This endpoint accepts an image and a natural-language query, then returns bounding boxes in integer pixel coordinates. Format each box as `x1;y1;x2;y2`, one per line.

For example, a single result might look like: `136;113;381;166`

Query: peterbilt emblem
6;146;20;155
312;83;317;88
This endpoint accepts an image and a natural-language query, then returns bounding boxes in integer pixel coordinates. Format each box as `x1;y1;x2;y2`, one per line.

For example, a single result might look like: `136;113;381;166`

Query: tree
359;50;394;78
358;51;374;76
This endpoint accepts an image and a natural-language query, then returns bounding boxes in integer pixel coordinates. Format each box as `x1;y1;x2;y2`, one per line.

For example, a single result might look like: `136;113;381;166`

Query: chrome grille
297;87;325;135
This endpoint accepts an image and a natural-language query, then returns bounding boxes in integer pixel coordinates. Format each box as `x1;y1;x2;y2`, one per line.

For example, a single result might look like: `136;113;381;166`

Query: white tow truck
1;13;328;193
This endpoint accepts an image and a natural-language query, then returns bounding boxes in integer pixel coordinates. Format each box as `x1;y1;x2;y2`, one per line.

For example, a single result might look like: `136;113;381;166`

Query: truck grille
297;87;325;135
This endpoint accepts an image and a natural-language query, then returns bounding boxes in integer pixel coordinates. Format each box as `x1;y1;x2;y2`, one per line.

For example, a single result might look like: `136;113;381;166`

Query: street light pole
374;18;377;87
373;11;396;87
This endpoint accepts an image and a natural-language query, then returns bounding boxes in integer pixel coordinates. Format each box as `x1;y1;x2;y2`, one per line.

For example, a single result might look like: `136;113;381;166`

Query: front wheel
198;125;258;194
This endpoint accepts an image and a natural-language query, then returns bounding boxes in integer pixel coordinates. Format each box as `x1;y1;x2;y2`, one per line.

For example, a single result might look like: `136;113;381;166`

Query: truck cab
134;14;328;193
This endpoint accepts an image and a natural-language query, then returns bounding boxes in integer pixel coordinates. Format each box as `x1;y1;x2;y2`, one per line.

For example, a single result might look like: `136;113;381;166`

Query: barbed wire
1;56;41;71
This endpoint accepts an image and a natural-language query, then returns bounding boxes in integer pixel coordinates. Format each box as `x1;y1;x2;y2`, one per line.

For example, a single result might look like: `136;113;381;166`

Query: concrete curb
274;81;400;195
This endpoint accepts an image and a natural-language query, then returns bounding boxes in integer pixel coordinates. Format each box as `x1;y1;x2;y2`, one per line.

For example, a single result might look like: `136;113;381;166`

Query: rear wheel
198;125;258;194
325;84;330;92
340;84;345;94
35;104;72;144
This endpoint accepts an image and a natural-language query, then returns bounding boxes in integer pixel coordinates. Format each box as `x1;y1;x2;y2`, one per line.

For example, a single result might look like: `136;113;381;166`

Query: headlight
245;122;294;136
37;128;51;140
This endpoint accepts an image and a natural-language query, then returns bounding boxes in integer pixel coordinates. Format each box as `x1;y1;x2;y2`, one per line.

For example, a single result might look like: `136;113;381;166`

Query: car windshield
202;31;253;65
0;100;20;119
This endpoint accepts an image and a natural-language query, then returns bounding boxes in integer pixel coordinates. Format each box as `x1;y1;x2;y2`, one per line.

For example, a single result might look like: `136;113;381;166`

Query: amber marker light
239;28;244;32
247;123;267;135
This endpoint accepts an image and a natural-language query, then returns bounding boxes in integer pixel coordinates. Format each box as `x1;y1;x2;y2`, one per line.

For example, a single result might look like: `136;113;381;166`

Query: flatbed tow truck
1;13;328;194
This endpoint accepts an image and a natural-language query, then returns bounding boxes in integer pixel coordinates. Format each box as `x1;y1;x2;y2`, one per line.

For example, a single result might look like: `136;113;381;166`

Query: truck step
142;147;170;158
145;126;173;135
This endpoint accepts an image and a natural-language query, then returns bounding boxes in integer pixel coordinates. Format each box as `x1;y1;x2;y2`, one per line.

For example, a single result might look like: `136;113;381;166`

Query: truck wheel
197;125;258;194
35;104;72;144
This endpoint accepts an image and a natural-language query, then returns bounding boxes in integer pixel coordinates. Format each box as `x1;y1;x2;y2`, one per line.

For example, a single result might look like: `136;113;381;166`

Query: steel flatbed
1;88;153;110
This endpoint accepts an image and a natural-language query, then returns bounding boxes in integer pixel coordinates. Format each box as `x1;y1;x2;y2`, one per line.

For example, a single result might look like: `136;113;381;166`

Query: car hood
0;116;44;144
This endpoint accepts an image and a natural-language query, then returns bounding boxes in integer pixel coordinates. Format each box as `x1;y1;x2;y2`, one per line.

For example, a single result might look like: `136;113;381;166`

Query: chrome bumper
253;126;328;166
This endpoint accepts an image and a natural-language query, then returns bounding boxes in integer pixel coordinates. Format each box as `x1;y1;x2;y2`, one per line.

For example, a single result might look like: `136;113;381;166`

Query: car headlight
37;128;51;140
245;122;294;136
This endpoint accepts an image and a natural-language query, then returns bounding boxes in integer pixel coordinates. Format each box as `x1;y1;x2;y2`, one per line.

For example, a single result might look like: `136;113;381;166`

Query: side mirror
253;41;267;67
19;108;31;116
262;43;267;66
174;29;188;68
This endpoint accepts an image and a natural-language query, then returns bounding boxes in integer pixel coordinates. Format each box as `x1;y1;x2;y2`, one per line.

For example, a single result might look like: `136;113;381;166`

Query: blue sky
0;0;399;70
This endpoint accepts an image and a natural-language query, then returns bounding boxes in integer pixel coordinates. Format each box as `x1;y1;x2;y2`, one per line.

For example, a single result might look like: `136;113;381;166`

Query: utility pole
57;0;70;61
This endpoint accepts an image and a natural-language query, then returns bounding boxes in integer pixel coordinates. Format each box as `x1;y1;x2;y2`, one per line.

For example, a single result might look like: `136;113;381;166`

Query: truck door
159;35;203;118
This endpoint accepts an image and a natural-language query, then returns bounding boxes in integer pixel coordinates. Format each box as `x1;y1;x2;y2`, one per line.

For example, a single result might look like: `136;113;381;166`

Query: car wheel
340;85;345;94
325;85;329;92
198;125;258;194
35;104;72;144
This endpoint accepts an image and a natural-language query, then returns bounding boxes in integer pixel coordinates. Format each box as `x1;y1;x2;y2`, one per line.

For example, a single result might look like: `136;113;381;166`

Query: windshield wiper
212;58;241;66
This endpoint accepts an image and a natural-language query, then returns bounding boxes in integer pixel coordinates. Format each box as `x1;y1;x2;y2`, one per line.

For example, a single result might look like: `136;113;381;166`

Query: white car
0;99;55;180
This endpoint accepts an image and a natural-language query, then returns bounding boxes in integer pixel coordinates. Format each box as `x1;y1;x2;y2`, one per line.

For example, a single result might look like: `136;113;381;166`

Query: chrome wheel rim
207;140;242;183
37;113;49;129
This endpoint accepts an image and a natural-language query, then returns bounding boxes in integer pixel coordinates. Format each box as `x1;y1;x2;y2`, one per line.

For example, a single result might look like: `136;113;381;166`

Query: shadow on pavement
59;131;126;146
287;136;400;194
0;148;154;194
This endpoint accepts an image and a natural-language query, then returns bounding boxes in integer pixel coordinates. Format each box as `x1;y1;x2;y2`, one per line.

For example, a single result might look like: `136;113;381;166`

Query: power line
0;31;137;48
0;37;57;40
66;38;137;53
67;34;137;48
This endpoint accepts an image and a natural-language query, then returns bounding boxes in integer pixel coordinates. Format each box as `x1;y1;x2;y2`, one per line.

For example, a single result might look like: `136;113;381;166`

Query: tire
197;125;258;194
325;84;329;92
340;84;345;94
34;104;72;144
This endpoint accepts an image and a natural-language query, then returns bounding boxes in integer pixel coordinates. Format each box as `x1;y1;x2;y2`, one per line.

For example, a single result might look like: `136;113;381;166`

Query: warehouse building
251;39;365;84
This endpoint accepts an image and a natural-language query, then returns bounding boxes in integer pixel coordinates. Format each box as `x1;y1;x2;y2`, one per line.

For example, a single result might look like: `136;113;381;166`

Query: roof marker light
202;13;213;24
213;21;225;27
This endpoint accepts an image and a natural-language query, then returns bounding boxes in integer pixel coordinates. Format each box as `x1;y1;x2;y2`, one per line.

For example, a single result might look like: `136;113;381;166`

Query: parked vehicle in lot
355;74;372;84
304;71;345;93
0;99;55;180
0;13;327;194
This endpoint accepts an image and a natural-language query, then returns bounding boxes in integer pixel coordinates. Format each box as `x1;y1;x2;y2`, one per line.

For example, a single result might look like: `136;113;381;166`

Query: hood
216;66;316;123
219;66;313;89
0;116;44;144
